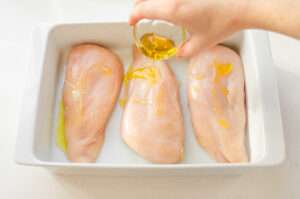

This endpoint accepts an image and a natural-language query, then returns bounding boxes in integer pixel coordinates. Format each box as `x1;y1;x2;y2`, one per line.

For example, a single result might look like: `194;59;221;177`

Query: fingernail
176;53;182;58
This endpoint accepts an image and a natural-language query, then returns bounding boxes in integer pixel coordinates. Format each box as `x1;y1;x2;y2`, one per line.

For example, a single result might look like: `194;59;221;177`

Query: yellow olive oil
138;33;176;60
56;100;67;152
211;60;232;129
120;63;161;107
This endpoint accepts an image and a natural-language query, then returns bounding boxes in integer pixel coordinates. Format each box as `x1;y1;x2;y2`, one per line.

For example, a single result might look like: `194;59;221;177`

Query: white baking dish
15;22;285;175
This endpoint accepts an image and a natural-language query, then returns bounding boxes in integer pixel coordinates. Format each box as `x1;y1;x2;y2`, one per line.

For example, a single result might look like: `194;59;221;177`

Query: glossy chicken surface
121;46;184;164
188;45;248;163
63;44;123;163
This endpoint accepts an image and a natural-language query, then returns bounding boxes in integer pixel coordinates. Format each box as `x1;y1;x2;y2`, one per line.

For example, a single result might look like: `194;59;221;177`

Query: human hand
129;0;248;58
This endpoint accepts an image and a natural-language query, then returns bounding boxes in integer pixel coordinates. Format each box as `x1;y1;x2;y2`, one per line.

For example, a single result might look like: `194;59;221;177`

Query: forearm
239;0;300;39
129;0;300;57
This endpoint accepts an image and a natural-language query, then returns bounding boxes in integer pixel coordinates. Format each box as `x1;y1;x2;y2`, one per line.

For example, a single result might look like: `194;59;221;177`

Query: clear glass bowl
133;19;185;60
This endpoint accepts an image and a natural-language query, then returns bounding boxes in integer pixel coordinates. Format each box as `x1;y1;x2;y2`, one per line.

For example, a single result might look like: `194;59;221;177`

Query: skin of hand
129;0;300;58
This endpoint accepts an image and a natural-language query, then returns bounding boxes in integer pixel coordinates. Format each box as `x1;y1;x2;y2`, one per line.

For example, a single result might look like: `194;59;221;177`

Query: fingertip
128;19;135;26
176;54;182;59
128;11;140;26
129;16;142;26
176;41;194;58
128;4;144;26
176;47;183;58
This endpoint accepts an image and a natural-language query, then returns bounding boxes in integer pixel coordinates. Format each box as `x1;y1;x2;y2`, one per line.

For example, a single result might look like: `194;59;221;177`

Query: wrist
232;0;300;39
226;0;252;31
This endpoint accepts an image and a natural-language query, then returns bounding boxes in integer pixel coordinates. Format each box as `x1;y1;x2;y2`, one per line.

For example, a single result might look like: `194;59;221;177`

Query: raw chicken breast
121;46;184;164
188;45;248;163
63;44;123;163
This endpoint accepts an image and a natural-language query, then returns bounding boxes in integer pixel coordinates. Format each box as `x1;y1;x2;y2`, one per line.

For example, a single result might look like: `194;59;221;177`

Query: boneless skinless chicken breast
188;45;249;163
121;46;184;164
63;44;123;163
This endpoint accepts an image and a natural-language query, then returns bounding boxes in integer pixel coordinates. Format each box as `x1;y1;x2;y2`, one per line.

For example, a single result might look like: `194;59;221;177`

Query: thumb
176;36;209;58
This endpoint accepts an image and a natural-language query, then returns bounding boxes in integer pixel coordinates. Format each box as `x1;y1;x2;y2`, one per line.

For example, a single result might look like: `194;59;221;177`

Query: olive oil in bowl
133;20;185;60
139;33;177;60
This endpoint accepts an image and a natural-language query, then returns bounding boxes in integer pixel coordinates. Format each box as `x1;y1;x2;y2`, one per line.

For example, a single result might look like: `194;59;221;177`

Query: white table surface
1;0;300;198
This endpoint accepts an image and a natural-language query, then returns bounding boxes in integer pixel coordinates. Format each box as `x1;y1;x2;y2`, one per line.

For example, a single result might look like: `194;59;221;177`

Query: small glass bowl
133;19;185;60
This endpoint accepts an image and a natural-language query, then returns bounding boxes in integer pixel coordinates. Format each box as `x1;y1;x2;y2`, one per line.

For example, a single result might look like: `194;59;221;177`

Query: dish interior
33;23;265;164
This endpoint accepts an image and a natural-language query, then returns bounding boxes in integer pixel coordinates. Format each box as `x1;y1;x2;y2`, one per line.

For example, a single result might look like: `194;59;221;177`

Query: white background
1;0;300;198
